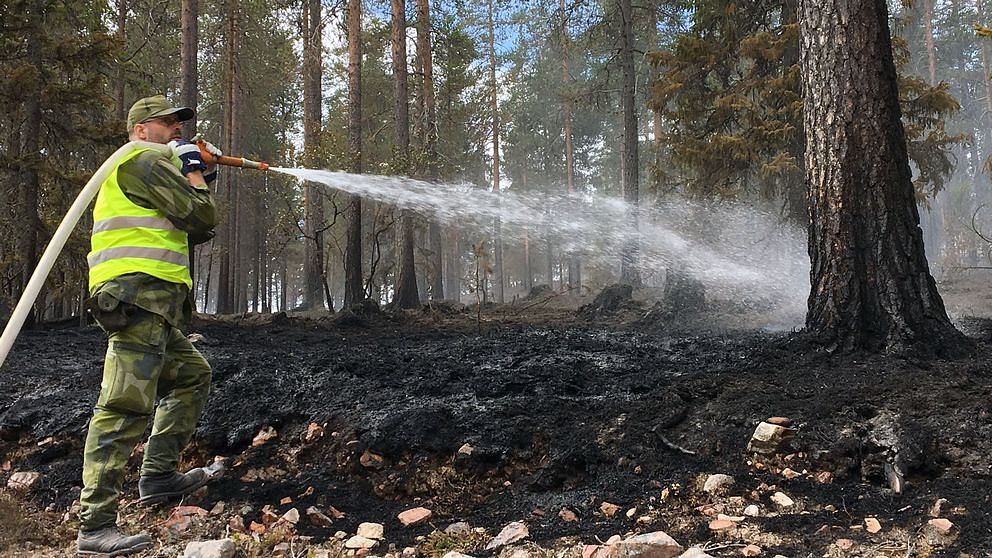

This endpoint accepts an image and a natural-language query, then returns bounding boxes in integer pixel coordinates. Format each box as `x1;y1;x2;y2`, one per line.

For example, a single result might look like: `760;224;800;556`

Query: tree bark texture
18;5;43;325
416;0;444;300
180;0;198;139
487;0;504;303
181;0;199;309
619;0;640;286
115;0;127;123
344;0;364;307
302;0;326;310
392;0;420;309
561;0;580;291
800;0;964;353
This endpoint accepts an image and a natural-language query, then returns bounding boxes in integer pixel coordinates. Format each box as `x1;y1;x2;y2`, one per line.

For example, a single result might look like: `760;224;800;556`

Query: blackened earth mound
2;311;992;555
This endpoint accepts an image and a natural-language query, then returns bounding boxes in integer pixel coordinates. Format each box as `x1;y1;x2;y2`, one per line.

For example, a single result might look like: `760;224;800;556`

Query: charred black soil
2;292;992;556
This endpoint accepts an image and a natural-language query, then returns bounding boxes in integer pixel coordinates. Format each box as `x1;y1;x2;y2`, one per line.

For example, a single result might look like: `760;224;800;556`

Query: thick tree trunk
393;0;420;309
302;0;326;310
344;0;364;307
799;0;965;354
180;0;198;139
181;0;199;310
18;12;43;326
619;0;640;286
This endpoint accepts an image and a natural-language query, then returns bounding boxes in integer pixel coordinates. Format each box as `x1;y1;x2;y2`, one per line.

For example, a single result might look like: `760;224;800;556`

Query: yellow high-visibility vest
88;147;191;291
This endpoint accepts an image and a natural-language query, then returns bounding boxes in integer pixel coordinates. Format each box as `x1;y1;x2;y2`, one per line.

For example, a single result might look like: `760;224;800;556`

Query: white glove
191;135;223;159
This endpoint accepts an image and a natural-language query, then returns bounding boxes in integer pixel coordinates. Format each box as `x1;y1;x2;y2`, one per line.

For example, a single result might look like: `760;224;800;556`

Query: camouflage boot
137;467;211;505
77;526;152;556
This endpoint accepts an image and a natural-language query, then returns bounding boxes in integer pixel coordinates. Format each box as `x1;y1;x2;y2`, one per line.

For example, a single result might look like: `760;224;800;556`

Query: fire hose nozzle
197;140;270;171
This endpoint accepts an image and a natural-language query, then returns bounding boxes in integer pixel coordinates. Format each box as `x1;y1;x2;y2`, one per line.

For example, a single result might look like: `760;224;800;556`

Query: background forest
0;0;988;320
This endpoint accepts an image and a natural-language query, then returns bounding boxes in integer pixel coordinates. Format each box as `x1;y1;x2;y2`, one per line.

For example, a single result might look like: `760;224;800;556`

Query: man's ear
132;124;147;141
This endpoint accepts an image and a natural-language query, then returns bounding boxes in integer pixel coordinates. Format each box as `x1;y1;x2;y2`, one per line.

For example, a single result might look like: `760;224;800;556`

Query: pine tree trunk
415;0;444;300
302;0;326;310
800;0;965;354
487;0;504;303
344;0;365;307
393;0;420;308
115;0;127;122
619;0;640;286
18;2;44;326
561;0;580;291
181;0;199;311
180;0;198;139
217;2;239;313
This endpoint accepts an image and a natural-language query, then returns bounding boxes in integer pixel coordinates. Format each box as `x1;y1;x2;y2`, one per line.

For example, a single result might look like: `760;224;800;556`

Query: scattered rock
677;549;715;558
281;508;300;524
251;426;277;447
708;519;735;532
261;505;279;524
716;513;744;522
929;498;948;517
607;531;683;558
559;508;578;522
600;501;621;518
305;422;325;442
398;507;432;526
249;521;266;534
345;536;379;549
765;417;792;427
6;471;41;491
485;521;529;550
361;450;385;469
441;553;476;558
445;522;471;535
815;471;833;484
358;522;385;539
403;547;418;556
747;422;795;454
328;505;347;519
780;468;799;480
740;545;761;557
835;539;854;550
928;518;954;534
209;501;225;515
182;539;236;558
864;517;881;533
280;496;293;505
228;516;245;533
769;492;794;509
457;443;474;456
743;505;760;517
702;474;735;495
307;506;334;527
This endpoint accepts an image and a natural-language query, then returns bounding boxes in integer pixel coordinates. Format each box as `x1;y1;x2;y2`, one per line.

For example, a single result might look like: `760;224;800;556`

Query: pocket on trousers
97;314;166;415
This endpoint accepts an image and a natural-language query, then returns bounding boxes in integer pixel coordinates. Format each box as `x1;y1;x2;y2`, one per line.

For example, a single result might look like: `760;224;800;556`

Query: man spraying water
77;95;224;556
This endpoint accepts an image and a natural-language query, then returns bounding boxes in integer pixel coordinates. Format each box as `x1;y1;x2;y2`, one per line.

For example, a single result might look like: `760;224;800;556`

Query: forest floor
2;272;992;558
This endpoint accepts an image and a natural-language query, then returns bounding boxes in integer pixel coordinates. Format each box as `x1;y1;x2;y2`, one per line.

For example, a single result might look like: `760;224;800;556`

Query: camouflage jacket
93;148;218;331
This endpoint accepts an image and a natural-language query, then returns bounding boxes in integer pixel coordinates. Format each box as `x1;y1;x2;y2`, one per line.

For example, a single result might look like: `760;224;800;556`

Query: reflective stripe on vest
88;146;191;291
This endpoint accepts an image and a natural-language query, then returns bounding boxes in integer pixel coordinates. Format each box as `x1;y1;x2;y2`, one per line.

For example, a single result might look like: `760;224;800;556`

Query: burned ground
2;281;992;556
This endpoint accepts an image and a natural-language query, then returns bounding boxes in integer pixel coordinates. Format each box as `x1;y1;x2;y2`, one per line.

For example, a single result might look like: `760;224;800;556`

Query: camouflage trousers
79;309;211;531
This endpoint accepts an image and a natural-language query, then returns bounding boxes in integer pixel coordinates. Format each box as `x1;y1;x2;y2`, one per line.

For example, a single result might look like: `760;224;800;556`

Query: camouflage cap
126;95;194;130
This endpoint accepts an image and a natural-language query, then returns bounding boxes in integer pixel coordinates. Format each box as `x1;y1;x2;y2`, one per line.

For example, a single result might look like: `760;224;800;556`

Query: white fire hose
0;141;171;370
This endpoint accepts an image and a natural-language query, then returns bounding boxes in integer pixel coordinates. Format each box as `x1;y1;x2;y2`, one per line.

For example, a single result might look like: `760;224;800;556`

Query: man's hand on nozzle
191;135;222;184
168;139;208;177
